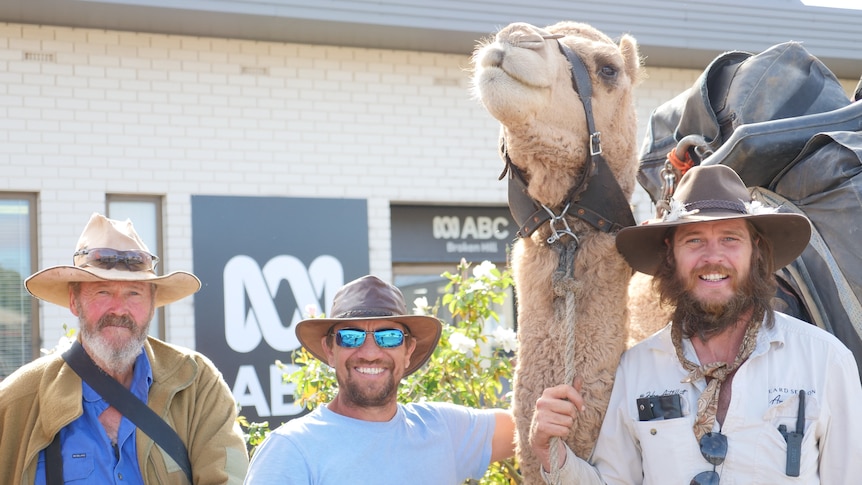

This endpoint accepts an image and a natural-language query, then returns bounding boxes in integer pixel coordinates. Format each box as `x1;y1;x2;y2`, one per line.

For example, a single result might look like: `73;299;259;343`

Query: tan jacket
0;337;249;484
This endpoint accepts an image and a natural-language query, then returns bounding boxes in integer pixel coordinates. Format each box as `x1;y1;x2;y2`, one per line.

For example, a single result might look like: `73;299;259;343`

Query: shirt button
118;473;124;479
650;428;657;435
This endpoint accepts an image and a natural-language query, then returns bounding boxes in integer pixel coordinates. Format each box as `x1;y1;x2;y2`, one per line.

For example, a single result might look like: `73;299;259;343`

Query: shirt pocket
62;444;96;482
633;414;699;473
759;393;820;478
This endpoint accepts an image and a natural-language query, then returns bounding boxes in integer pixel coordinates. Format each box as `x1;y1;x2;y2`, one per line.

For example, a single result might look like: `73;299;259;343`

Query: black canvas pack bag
637;42;862;377
638;41;852;200
759;131;862;373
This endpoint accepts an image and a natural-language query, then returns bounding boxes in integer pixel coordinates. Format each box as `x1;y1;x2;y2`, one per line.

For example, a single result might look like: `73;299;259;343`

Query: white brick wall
1;22;855;349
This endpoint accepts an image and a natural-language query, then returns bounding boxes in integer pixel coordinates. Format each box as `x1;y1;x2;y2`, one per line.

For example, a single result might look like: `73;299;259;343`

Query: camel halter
500;41;636;247
500;39;637;483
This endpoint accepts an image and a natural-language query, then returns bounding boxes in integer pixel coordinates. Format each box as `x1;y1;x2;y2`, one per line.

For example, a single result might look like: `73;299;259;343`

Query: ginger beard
656;236;776;341
672;263;754;339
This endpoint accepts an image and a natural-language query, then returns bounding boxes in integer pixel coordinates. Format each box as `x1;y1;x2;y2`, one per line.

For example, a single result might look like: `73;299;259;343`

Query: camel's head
470;21;642;207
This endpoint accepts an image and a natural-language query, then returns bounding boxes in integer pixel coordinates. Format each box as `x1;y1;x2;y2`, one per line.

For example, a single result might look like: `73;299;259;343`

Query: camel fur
471;21;667;483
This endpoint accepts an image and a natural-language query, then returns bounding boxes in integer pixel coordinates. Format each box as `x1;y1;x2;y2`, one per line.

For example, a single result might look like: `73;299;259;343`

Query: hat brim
295;314;443;376
25;265;201;309
616;211;812;275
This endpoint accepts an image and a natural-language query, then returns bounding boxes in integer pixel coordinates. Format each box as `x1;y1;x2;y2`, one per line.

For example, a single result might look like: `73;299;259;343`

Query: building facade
1;0;859;423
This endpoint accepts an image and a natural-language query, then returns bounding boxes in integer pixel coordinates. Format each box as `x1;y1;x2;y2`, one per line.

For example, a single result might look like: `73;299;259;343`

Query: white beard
80;314;149;375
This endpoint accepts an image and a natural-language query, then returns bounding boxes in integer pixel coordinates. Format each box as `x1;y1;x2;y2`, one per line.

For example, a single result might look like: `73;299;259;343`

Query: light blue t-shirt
244;401;497;484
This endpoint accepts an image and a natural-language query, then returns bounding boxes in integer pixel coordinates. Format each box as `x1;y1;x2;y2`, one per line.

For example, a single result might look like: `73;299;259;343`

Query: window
107;196;165;339
389;204;517;338
0;194;37;380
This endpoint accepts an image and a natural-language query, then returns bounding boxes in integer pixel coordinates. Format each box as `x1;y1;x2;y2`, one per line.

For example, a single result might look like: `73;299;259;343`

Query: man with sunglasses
0;213;248;483
529;165;862;484
244;275;516;484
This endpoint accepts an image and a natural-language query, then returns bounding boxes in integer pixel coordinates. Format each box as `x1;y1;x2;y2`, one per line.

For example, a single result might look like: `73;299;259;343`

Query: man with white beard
0;213;248;484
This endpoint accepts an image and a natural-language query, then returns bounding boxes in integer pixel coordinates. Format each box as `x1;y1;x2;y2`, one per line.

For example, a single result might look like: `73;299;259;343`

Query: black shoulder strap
45;432;63;484
58;341;193;483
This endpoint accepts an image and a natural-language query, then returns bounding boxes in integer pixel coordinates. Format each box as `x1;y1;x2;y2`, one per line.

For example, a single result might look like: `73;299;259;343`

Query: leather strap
56;341;193;483
557;42;601;158
506;153;635;238
503;41;635;239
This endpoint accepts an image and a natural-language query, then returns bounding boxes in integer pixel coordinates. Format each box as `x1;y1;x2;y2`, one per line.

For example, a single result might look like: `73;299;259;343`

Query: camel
471;21;666;483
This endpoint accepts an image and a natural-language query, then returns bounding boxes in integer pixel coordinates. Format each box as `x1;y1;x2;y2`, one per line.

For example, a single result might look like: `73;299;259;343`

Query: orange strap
667;149;695;176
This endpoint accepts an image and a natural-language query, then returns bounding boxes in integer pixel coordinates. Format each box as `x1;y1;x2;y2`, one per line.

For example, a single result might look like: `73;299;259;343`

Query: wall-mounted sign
390;205;515;264
191;195;369;426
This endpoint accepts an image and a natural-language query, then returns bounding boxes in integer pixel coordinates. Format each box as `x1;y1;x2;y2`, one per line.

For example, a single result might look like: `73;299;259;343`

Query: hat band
685;199;747;215
333;309;401;319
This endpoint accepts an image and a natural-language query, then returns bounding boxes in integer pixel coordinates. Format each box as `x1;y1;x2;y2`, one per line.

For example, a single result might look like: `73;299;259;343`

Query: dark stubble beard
79;307;151;376
341;362;398;408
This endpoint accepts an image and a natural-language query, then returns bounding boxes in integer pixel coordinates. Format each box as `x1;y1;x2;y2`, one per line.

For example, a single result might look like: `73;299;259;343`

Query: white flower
663;198;699;222
472;261;497;279
744;199;779;215
41;331;76;356
449;331;476;355
492;326;519;352
304;304;320;319
412;297;429;316
466;280;488;293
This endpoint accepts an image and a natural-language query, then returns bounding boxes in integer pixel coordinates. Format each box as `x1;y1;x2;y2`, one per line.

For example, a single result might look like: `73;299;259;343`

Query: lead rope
548;238;581;484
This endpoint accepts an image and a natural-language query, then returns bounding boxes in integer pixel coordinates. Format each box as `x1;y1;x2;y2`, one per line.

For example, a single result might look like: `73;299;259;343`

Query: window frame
0;192;39;378
106;194;166;339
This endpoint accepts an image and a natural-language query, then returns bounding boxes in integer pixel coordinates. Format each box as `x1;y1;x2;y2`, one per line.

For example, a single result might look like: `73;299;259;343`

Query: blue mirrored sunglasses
73;248;159;272
332;328;407;349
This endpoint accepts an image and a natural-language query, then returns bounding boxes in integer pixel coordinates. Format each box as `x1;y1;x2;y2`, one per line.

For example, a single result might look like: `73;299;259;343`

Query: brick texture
1;23;855;348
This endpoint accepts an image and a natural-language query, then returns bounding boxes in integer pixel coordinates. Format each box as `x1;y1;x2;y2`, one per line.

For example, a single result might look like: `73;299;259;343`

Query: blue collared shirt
35;349;153;484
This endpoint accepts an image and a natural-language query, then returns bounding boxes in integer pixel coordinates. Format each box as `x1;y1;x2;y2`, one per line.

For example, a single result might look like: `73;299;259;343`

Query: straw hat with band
616;164;811;276
25;212;201;308
295;275;443;377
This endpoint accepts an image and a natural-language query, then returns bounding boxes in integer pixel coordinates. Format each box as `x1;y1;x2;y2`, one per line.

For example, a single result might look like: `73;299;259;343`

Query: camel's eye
599;65;618;81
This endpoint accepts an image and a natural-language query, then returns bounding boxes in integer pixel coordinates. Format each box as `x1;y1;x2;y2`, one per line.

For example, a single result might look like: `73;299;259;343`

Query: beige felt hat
25;212;201;308
616;165;811;275
295;275;442;376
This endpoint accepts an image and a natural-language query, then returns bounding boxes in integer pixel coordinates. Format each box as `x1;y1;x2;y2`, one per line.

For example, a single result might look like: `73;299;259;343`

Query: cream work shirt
546;312;862;484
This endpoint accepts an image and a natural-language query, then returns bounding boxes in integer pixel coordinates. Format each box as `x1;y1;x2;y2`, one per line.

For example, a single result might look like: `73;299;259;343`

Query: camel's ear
618;34;642;84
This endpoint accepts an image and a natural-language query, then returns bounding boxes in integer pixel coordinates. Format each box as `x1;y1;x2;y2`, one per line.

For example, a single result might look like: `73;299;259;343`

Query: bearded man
529;165;862;484
0;213;248;484
244;275;516;484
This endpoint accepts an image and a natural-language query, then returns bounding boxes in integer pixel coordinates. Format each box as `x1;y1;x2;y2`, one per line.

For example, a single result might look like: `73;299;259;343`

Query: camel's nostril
480;48;504;68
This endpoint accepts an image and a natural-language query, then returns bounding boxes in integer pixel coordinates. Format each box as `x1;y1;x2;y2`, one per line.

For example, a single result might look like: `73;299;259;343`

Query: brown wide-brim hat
617;165;811;275
295;275;443;376
25;212;201;308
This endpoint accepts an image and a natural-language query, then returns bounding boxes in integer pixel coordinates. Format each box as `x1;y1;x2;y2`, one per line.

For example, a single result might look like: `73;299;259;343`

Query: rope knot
667;148;695;175
551;239;581;296
552;274;581;296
